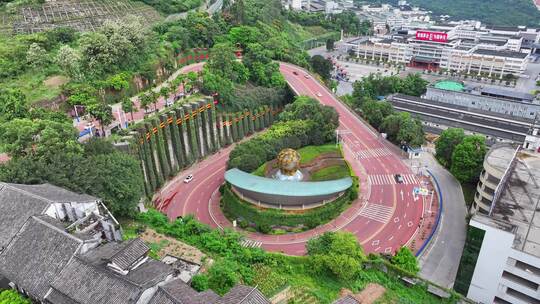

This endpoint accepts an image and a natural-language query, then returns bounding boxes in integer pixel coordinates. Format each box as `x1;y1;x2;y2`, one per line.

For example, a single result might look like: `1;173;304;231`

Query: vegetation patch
134;210;460;303
310;164;350;181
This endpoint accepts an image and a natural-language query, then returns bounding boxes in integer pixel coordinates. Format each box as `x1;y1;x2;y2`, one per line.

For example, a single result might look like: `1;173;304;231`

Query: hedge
221;176;358;232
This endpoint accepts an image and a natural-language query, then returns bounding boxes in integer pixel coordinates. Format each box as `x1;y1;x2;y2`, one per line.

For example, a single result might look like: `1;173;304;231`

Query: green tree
76;151;144;217
400;74;428;96
310;55;333;80
0;119;82;159
191;274;210;291
121;97;136;122
139;92;153;114
391;247;420;274
326;38;334;51
0;289;31;304
0;88;29;121
450;135;487;184
208;259;239;295
86;102;113;136
307;231;365;281
26;42;49;68
55;45;81;80
361;100;393;129
435;128;465;168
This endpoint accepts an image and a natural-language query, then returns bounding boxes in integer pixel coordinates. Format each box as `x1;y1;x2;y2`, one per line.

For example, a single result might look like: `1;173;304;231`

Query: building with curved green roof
224;168;353;209
434;80;465;92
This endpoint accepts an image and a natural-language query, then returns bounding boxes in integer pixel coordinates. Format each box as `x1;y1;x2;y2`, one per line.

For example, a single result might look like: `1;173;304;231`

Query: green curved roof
434;81;465;92
225;168;353;197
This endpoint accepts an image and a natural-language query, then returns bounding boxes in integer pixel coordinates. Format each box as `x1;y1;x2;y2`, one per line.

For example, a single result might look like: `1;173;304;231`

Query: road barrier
415;169;443;257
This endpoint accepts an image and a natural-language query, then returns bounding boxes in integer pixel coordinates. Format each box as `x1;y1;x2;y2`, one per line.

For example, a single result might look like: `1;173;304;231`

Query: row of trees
0;88;144;217
435;128;487;184
287;10;372;35
227;96;339;172
351;73;428;107
355;99;424;147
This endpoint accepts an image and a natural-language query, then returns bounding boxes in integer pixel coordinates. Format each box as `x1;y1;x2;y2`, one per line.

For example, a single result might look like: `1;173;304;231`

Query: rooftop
0;216;83;300
480;87;535;102
473;49;529;59
433;80;465;92
0;182;99;249
480;145;540;257
225;168;353;197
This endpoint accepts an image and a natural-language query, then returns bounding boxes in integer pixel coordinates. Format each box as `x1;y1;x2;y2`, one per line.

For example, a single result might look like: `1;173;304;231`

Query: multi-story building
455;145;540;304
389;82;540;147
345;22;536;77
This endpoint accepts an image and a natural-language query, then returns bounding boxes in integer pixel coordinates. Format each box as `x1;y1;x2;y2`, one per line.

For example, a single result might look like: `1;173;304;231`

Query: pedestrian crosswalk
354;148;392;159
368;174;419;185
240;239;262;248
358;203;394;223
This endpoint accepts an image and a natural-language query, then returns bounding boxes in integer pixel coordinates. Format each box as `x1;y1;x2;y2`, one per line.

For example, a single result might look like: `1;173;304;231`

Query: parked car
316;92;323;97
394;174;404;184
183;174;194;183
293;71;299;75
304;74;310;79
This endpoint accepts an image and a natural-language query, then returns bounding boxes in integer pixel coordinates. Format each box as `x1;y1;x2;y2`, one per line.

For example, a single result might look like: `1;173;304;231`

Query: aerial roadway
158;62;424;256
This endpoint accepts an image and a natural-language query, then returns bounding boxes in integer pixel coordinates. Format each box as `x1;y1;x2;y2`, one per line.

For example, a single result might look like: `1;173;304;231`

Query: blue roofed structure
225;168;353;209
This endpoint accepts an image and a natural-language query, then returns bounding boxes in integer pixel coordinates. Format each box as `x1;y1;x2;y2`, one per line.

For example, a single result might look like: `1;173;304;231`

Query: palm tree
121;97;136;123
150;89;160;112
139;92;152;116
160;86;171;106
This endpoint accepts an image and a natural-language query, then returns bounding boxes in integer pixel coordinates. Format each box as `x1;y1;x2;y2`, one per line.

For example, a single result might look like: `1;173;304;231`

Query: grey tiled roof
217;285;271;304
111;238;150;270
5;183;98;203
0;216;82;300
148;278;221;304
0;182;98;249
47;257;142;304
46;241;174;304
332;295;361;304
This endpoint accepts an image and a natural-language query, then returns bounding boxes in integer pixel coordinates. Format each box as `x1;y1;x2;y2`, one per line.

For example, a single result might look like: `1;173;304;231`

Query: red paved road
157;62;425;256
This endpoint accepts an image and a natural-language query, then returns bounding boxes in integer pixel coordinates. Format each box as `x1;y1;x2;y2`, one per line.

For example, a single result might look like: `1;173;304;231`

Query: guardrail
415;169;443;257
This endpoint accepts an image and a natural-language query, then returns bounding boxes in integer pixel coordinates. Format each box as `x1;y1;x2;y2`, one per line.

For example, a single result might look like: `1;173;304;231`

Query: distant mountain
359;0;540;27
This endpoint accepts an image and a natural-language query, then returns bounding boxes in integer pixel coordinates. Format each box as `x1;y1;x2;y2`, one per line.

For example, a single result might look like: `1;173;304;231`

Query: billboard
415;31;448;43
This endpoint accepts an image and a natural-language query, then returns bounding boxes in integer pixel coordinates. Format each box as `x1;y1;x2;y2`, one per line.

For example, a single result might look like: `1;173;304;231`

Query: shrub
191;274;210;291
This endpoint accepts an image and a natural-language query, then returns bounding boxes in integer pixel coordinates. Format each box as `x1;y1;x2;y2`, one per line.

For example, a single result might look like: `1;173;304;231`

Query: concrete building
291;0;302;10
344;22;536;76
388;82;540;147
457;145;540;304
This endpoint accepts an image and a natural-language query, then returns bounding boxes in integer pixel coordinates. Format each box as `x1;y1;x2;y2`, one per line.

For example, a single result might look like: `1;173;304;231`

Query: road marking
372;240;380;246
358;203;393;223
388;236;394;241
354;148;392;159
384;247;393;254
368;174;419;185
240;239;262;248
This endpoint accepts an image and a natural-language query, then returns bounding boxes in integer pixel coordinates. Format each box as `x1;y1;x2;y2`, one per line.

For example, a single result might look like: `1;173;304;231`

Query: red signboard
415;31;448;43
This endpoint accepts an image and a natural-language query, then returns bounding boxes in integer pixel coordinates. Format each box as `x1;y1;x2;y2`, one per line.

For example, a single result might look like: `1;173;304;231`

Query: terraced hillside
0;0;162;34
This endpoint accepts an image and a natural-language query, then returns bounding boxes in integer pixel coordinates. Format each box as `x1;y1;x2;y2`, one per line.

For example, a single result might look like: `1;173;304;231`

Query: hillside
359;0;540;26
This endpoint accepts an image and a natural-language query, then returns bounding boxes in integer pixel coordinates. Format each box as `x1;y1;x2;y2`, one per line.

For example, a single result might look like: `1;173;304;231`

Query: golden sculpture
277;148;301;176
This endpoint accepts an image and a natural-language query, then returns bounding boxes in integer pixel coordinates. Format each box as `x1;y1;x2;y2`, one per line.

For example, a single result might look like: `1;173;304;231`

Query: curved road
158;62;424;255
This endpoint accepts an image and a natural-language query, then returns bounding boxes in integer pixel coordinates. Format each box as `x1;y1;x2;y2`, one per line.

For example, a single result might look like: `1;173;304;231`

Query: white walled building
457;145;540;304
344;22;535;76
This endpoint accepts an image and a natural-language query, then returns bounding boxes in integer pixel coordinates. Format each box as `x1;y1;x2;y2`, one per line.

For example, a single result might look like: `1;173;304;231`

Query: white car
316;92;323;97
183;174;194;183
304;74;310;79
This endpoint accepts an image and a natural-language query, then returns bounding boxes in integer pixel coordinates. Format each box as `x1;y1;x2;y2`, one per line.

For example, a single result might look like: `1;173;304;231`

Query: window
515;261;540;276
502;271;539;290
506;288;540;304
494;297;512;304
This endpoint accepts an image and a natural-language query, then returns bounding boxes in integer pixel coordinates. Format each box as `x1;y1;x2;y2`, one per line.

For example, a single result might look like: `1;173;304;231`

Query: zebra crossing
368;174;419;185
240;239;262;248
358;203;394;223
354;148;392;159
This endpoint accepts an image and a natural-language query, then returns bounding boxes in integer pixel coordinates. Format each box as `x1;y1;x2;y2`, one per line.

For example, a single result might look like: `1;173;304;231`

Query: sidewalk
75;62;205;138
404;150;467;288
